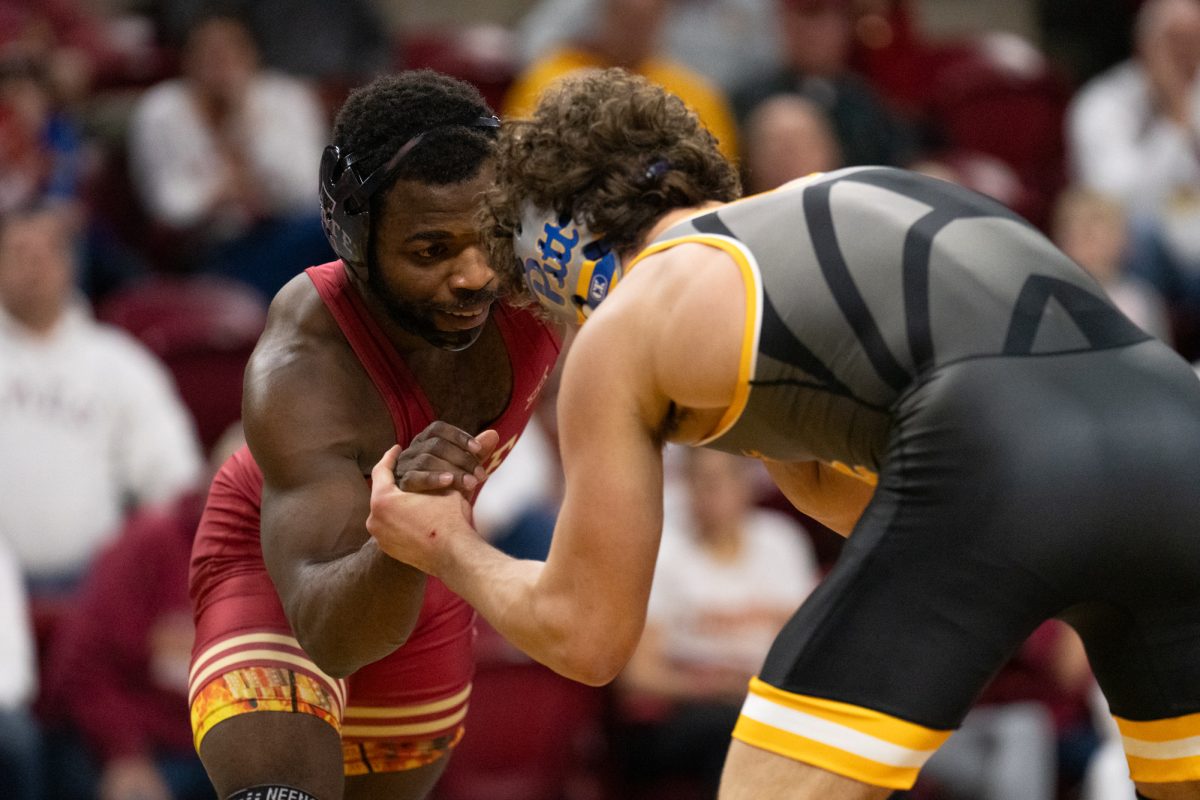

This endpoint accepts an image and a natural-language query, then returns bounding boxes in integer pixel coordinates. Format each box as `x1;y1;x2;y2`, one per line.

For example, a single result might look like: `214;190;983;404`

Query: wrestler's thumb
372;445;403;490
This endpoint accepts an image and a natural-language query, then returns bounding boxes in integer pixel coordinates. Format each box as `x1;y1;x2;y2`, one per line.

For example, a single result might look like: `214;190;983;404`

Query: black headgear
318;115;501;272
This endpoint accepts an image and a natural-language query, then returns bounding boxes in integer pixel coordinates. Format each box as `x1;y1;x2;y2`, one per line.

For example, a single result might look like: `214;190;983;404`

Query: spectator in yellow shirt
503;0;739;161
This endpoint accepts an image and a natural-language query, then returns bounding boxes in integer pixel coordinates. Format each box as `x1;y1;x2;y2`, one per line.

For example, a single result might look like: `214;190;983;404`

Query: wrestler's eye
413;243;448;261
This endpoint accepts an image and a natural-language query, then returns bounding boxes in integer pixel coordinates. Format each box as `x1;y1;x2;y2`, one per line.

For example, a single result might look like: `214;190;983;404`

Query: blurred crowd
1;0;1198;799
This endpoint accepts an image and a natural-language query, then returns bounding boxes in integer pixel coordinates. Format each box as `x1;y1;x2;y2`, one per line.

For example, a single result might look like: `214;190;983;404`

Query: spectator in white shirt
1067;0;1200;348
127;10;331;300
615;447;821;798
0;205;202;592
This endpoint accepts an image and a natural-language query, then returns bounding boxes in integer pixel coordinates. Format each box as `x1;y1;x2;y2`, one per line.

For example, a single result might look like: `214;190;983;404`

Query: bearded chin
403;318;483;352
367;263;485;352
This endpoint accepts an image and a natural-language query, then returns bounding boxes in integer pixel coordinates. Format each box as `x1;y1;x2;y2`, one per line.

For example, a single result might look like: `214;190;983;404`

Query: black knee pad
227;786;319;800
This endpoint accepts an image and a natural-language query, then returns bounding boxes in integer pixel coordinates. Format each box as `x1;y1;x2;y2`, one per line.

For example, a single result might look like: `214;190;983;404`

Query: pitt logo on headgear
514;203;624;326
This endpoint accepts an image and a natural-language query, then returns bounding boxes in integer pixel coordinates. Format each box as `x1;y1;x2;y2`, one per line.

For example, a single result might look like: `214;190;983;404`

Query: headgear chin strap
319;115;501;273
514;203;624;326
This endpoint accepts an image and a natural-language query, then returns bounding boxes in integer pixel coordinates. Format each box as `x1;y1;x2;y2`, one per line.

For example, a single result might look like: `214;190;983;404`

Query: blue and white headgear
513;203;624;326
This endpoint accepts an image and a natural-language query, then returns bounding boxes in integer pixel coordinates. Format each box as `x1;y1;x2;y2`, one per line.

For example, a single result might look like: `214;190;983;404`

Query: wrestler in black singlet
634;167;1200;789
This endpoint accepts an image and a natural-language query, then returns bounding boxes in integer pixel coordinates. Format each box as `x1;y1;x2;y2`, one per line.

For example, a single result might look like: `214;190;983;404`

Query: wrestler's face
369;167;500;351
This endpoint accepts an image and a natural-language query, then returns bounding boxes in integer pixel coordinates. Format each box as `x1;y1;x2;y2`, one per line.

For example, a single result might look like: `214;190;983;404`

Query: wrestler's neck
635;201;724;254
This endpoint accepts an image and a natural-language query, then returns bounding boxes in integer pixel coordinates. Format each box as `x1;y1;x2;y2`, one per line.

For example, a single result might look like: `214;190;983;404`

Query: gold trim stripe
341;705;469;739
1115;712;1200;743
744;678;952;751
344;685;471;720
1125;753;1200;783
189;632;304;684
188;647;345;712
733;716;921;790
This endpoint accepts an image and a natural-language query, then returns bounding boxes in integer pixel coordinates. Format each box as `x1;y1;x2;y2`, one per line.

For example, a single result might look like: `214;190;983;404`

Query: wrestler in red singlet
188;261;559;775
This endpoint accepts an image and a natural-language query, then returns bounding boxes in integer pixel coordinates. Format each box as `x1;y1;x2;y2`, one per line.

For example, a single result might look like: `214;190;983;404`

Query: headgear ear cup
319;145;373;270
318;116;500;274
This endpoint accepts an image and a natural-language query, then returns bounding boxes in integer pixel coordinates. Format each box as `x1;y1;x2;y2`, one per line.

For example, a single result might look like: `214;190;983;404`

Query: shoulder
246;271;351;401
575;240;746;416
620;239;748;339
243;271;385;471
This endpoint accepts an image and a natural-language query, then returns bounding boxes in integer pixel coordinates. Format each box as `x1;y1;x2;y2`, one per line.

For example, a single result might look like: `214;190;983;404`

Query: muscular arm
246;322;426;678
761;459;875;536
372;316;669;684
368;245;744;685
245;281;490;677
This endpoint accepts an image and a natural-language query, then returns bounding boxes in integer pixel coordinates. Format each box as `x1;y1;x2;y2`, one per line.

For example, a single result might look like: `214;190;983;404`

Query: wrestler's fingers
395;468;456;492
371;445;403;494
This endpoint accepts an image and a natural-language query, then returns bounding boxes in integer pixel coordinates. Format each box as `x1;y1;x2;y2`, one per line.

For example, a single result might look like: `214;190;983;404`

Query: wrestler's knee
718;740;892;800
199;712;344;800
344;757;450;800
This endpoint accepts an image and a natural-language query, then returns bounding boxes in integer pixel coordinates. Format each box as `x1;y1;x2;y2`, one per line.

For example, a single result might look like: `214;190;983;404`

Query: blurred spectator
156;0;390;87
0;56;84;213
515;0;782;95
732;0;916;168
38;423;244;800
1052;186;1174;345
503;0;740;161
0;533;40;800
1066;0;1200;350
0;0;128;101
0;204;203;593
0;50;154;303
614;447;820;798
741;93;841;193
127;10;331;300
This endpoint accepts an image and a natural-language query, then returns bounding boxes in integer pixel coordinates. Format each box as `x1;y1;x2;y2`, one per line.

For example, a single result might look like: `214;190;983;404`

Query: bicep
244;354;378;601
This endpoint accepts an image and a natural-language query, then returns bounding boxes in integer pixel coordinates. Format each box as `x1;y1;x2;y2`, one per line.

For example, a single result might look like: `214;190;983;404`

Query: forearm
433;527;619;685
281;539;427;678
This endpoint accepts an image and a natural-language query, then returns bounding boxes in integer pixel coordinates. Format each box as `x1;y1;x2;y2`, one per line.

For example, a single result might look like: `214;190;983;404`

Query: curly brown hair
482;68;742;301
